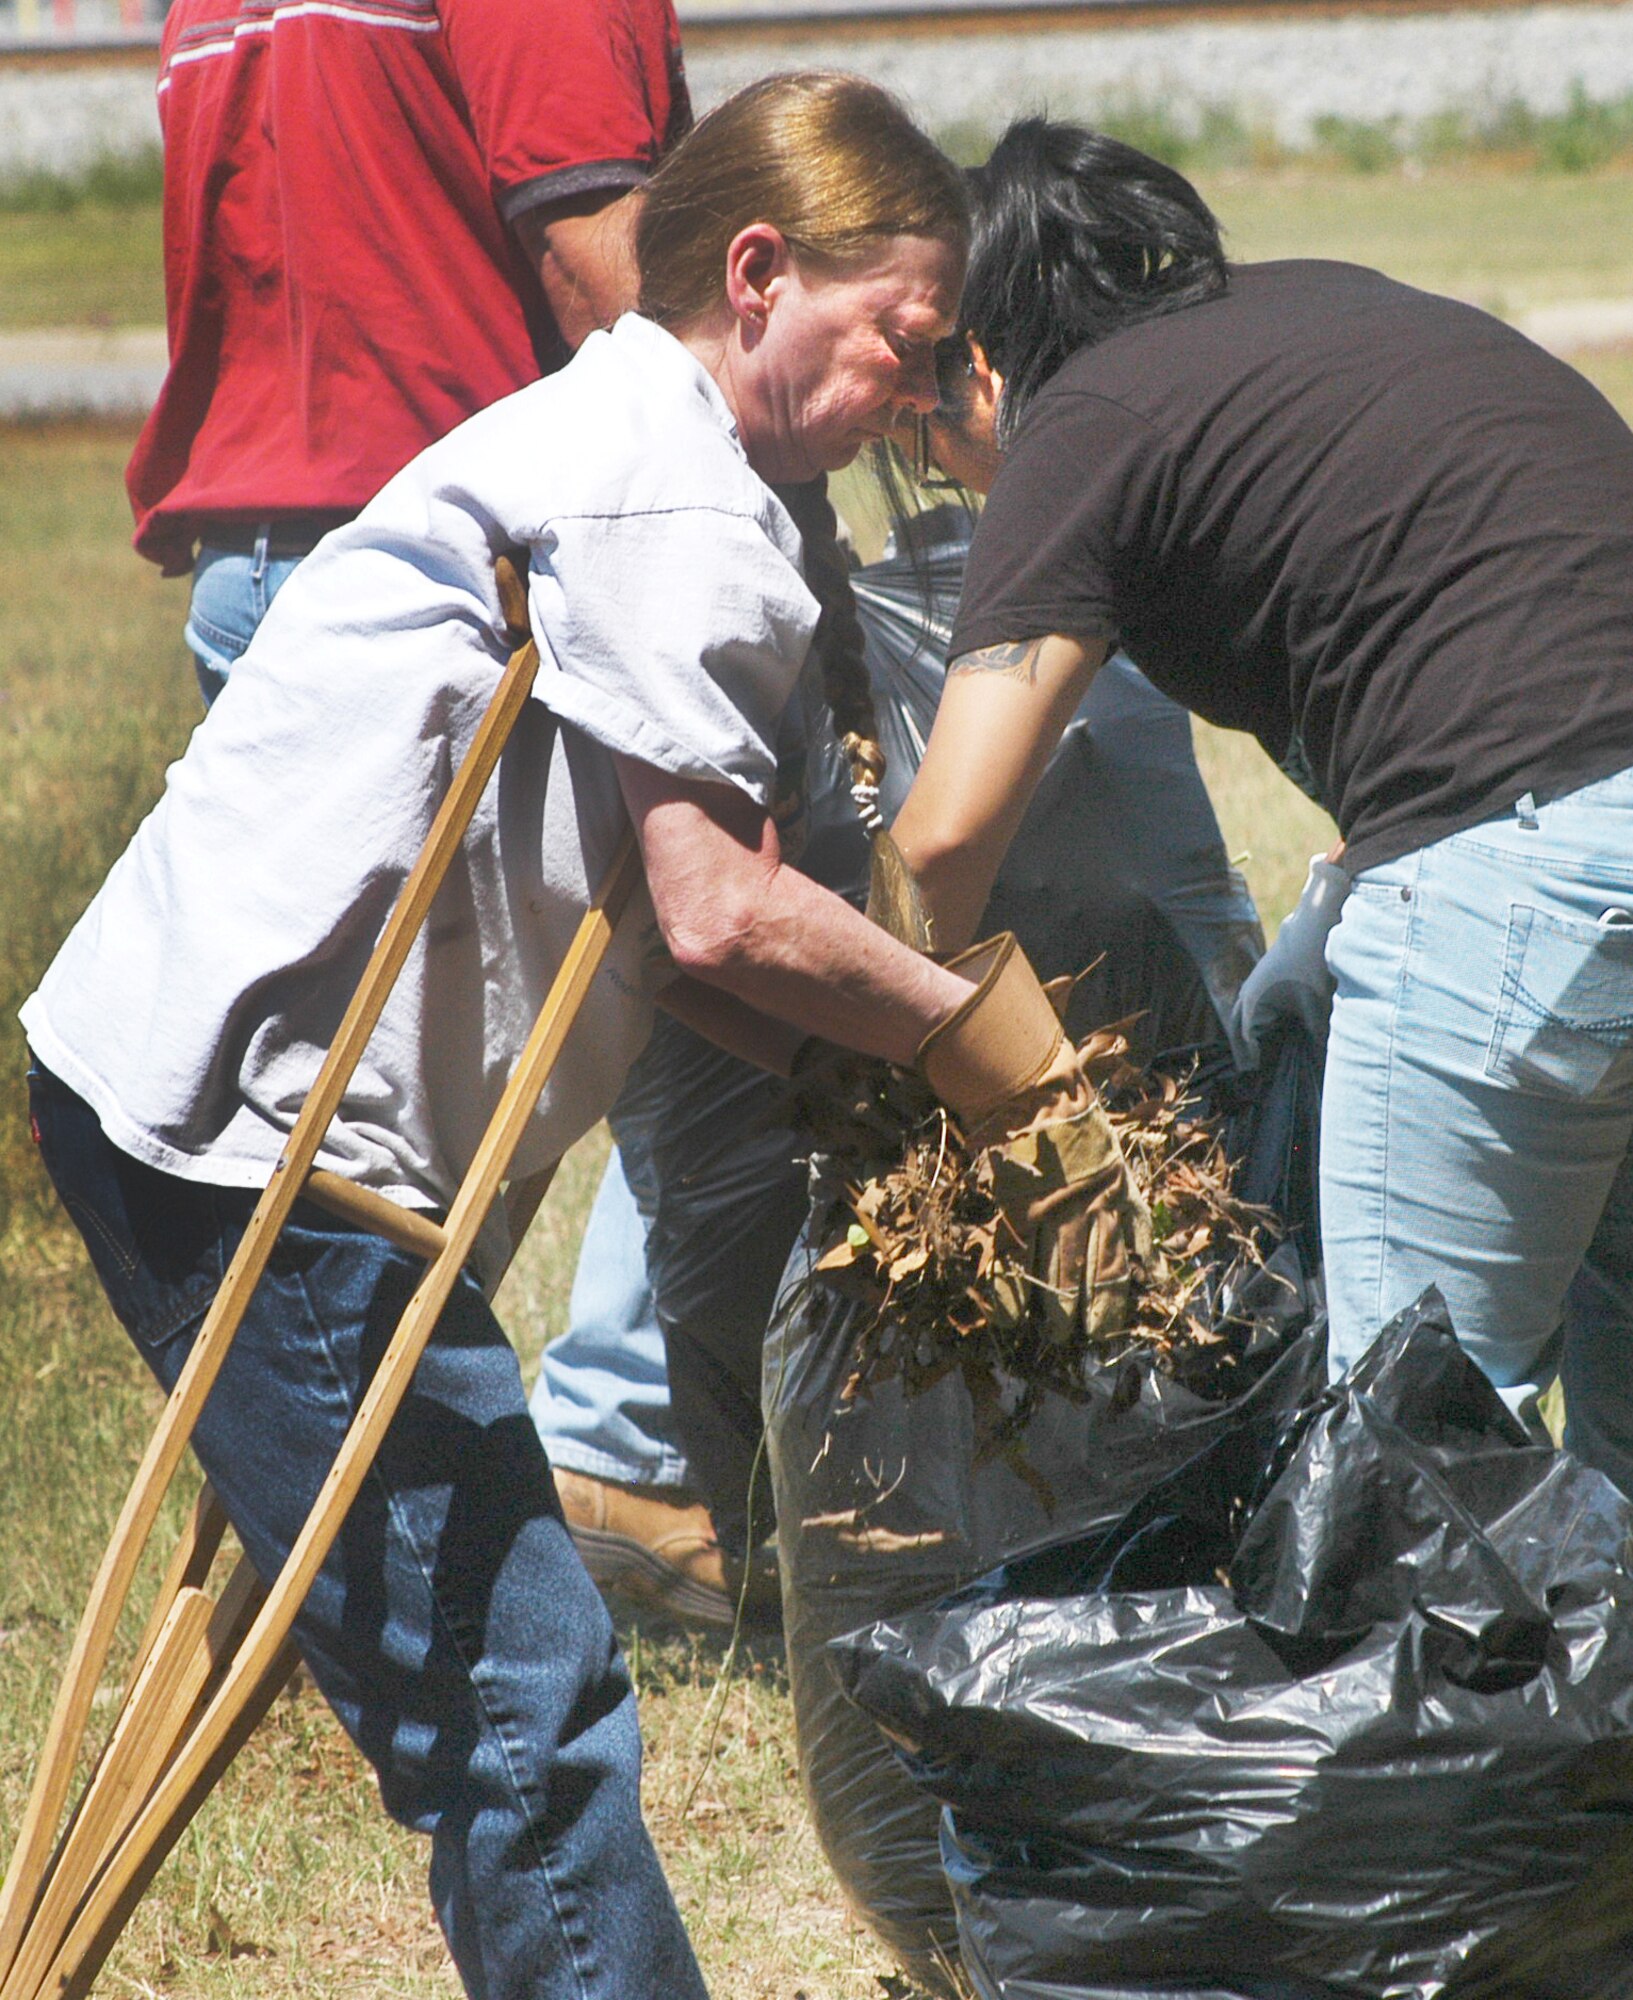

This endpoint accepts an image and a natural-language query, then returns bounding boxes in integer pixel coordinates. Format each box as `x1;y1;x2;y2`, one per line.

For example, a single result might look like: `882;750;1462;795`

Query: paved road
0;325;165;418
4;302;1629;420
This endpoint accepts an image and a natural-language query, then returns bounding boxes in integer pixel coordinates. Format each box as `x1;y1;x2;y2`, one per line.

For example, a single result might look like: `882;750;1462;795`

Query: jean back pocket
1486;904;1633;1100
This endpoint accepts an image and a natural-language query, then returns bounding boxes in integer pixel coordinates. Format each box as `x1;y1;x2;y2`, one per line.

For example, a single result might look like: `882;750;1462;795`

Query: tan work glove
918;934;1153;1342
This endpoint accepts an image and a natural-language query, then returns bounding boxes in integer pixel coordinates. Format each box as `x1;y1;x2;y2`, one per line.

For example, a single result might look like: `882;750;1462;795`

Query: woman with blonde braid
22;77;1145;2000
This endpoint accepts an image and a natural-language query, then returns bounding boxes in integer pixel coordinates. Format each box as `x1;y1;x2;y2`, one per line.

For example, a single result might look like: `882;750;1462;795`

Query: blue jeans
1322;766;1633;1496
185;538;306;703
528;1147;689;1489
28;1064;708;2000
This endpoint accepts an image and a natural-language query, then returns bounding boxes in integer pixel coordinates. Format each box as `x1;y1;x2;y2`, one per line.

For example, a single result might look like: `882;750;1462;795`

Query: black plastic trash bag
833;1292;1633;2000
764;1025;1327;1997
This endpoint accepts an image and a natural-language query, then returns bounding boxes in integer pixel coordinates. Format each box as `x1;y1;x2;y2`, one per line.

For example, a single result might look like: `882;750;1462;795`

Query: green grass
1209;168;1633;316
0;146;165;214
5;136;1633;333
8;167;1629;334
0;146;165;330
0;204;166;330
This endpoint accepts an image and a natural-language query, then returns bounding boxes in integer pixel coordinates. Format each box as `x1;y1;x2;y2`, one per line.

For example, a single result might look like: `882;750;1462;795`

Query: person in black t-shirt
891;118;1633;1499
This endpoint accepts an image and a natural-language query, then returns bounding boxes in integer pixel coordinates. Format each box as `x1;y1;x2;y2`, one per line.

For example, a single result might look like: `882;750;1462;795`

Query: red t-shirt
126;0;688;573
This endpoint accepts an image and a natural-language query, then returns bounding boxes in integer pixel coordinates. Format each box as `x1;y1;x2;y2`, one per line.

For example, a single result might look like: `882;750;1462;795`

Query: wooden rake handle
0;552;544;1988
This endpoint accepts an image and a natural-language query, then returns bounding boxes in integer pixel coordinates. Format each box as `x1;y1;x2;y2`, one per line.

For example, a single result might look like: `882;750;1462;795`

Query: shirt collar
607;311;745;459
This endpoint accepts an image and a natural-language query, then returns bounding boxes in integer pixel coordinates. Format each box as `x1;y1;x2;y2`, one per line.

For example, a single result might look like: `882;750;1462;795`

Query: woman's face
720;229;965;484
923;336;1004;493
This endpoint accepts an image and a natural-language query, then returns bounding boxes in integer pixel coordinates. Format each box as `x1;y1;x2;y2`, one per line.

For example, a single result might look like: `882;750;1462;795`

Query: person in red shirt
128;0;688;696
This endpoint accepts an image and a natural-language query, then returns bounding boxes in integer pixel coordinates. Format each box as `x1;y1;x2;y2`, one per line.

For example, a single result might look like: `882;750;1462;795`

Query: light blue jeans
528;1144;688;1488
1322;765;1633;1495
185;538;306;703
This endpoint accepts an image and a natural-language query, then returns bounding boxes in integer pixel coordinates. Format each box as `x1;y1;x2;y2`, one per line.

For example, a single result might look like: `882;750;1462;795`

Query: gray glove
1228;855;1349;1070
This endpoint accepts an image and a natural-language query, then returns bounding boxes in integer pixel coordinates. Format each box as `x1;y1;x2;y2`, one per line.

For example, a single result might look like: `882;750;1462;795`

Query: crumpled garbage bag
832;1291;1633;2000
764;1025;1327;1997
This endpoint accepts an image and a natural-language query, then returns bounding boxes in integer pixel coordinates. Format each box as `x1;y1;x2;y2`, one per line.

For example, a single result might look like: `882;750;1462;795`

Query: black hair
962;118;1228;440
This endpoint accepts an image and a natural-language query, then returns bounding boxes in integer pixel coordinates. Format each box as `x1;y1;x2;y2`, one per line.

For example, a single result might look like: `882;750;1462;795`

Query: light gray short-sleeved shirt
24;316;819;1277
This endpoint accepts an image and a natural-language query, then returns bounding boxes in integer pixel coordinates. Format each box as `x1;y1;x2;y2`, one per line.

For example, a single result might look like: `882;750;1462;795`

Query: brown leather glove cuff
916;933;1071;1142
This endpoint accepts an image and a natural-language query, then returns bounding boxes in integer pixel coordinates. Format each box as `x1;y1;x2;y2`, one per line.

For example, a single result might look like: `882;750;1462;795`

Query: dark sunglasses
911;335;978;488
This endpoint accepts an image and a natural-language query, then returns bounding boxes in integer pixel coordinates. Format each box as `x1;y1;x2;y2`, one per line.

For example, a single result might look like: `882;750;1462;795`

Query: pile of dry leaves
804;1017;1275;1425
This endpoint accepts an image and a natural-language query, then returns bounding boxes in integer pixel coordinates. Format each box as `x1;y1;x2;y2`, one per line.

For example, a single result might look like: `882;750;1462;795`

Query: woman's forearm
893;630;1107;952
688;862;972;1063
618;755;972;1064
656;977;806;1076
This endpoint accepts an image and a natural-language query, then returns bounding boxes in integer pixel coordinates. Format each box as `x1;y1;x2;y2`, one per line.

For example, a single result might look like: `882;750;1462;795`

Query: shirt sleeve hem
500;160;651;222
529;676;779;808
23;1006;470;1218
949;605;1121;661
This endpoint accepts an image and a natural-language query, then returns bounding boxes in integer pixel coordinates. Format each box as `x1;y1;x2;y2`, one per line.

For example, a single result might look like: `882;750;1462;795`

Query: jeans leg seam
293;1260;594;2000
1370;856;1420;1335
372;1450;594;2000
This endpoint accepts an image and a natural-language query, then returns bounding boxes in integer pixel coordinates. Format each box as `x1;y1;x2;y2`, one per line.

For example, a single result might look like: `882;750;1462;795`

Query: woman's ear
723;222;792;341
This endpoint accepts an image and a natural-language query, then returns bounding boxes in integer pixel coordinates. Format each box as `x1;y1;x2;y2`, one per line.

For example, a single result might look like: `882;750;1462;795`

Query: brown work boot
553;1468;779;1630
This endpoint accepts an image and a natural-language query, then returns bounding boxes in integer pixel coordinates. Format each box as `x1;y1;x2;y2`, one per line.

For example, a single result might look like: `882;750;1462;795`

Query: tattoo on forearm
947;637;1047;684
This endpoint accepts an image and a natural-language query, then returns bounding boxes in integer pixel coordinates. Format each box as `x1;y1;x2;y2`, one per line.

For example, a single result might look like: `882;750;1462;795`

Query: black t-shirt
952;260;1633;873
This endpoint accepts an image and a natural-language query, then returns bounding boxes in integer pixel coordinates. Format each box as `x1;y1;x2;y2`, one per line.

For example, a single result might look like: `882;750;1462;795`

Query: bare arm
891;632;1109;954
615;756;972;1066
511;189;640;353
